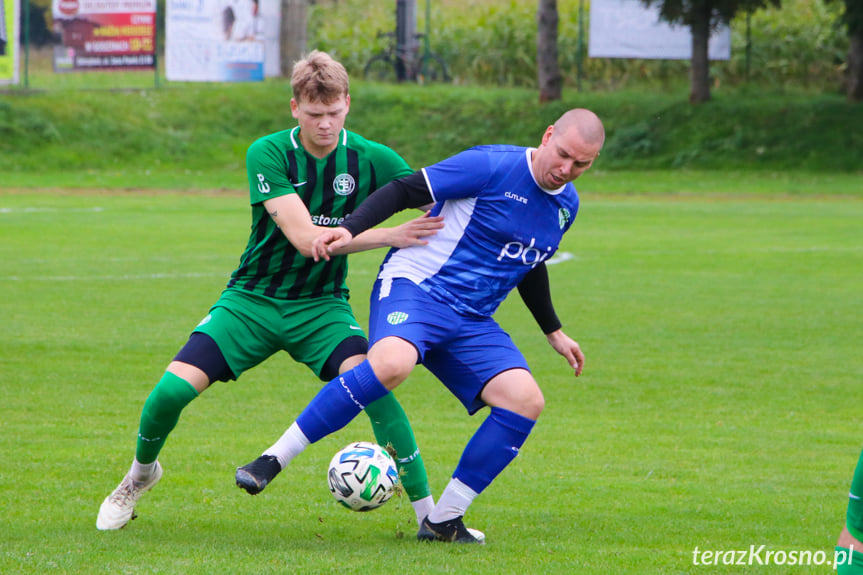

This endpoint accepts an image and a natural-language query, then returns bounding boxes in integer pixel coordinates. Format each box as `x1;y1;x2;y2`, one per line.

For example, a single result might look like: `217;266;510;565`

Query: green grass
1;185;861;574
2;82;862;190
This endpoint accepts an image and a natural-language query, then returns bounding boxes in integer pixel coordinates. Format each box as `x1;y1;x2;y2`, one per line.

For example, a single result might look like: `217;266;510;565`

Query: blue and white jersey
377;145;579;317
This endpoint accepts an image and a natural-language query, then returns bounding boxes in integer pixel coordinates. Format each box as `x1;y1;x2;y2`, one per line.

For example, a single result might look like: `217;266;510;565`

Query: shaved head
531;108;604;189
552;108;605;148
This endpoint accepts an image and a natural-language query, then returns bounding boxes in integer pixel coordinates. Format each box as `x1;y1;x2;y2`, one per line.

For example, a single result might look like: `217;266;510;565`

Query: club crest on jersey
558;208;571;229
387;311;409;325
333;174;356;196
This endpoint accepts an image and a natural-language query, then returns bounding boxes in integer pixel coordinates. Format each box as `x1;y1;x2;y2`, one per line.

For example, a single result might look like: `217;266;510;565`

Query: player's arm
262;194;328;258
517;263;585;377
343;211;442;254
264;185;440;259
312;171;434;261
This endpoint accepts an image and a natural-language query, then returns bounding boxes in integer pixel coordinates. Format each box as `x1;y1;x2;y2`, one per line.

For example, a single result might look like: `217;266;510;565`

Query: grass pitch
1;186;861;574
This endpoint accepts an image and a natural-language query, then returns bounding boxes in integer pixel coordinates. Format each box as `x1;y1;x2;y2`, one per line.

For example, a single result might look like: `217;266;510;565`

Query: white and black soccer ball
327;441;399;512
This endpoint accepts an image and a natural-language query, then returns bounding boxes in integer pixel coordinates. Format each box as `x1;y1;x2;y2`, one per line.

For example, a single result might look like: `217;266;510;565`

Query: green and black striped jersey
227;127;413;301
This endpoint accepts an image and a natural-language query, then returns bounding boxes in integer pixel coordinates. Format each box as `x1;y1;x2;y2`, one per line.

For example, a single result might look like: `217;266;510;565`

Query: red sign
56;0;78;16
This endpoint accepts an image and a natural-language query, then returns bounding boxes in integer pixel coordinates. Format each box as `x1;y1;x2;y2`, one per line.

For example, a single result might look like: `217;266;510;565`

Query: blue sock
296;360;389;443
453;407;536;494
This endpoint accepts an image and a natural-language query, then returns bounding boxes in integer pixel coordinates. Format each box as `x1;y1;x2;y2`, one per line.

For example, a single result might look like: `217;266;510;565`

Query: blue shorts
369;278;530;415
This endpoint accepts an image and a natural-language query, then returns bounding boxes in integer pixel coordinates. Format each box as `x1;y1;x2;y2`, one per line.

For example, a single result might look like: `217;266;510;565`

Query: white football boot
96;461;163;530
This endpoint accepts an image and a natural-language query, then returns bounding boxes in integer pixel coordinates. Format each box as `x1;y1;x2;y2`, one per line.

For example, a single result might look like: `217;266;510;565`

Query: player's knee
490;386;544;420
367;354;413;390
521;389;545;420
483;371;545;420
367;340;417;390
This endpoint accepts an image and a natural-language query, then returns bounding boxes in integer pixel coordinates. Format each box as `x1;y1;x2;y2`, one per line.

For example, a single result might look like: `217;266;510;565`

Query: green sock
135;371;199;464
364;393;432;502
836;546;863;574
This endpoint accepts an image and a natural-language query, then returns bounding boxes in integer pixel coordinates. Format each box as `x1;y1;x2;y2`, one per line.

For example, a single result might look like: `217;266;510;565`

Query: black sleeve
340;171;434;237
517;262;563;335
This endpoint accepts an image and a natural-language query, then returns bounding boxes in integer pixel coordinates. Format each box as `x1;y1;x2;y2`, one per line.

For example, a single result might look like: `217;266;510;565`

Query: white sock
130;459;157;482
411;495;435;527
263;422;310;469
427;478;478;524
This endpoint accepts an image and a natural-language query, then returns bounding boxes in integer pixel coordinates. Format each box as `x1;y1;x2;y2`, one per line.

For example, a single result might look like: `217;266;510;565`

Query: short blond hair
291;50;349;104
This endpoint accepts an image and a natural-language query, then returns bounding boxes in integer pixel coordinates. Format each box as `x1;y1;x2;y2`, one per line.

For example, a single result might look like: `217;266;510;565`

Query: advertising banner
51;0;157;72
589;0;731;60
166;0;277;82
0;0;19;84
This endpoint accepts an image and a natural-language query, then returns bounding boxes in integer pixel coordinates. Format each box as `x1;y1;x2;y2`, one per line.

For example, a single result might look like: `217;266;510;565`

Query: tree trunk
848;32;863;102
537;0;562;103
396;0;418;81
280;0;308;77
689;2;711;103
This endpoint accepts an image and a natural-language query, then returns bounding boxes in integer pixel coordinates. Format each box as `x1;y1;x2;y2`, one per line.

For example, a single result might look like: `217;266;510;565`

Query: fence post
576;0;584;92
154;0;159;89
745;8;752;82
24;0;29;89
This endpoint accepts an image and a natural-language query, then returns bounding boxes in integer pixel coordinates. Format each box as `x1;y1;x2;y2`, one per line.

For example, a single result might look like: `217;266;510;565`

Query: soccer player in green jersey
836;455;863;573
96;50;446;532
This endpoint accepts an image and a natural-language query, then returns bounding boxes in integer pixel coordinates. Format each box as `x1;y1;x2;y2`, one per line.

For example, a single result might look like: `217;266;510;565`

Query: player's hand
546;329;584;377
388;212;444;248
311;227;354;262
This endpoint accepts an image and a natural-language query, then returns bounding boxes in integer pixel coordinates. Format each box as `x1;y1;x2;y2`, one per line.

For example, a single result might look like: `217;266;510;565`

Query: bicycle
363;30;450;84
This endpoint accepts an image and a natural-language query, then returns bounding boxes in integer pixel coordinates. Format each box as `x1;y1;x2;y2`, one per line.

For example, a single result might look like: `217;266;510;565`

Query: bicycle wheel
417;53;450;84
364;54;398;83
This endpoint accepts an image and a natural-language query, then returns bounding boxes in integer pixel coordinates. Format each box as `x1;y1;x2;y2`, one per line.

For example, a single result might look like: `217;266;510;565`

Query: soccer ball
327;441;400;512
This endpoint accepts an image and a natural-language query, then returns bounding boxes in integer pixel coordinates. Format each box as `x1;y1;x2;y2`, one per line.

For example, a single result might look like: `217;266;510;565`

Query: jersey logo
497;237;552;268
387;311;409;325
558;208;571;229
504;191;528;204
311;214;346;226
256;173;270;194
333;173;356;196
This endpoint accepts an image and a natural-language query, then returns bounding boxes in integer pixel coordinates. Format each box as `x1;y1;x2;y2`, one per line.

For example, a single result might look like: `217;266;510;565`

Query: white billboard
589;0;731;60
166;0;280;82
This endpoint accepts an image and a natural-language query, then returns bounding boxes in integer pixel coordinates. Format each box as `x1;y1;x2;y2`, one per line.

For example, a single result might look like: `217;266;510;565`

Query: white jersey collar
289;127;348;150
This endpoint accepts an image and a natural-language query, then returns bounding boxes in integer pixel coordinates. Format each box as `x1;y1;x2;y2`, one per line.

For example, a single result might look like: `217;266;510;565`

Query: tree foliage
825;0;863;36
643;0;782;27
825;0;863;101
639;0;781;102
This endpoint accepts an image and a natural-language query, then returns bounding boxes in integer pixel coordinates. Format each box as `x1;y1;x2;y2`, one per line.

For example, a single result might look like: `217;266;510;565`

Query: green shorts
193;287;367;380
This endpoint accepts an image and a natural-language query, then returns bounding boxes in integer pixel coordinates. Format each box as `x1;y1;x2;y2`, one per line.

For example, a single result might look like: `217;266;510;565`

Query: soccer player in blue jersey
237;108;605;543
96;51;446;532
